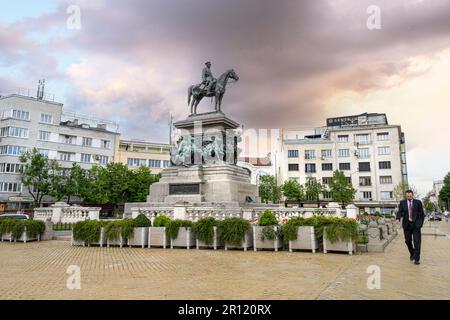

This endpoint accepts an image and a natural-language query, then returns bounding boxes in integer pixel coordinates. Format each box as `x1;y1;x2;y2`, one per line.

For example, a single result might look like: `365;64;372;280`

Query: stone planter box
170;227;195;249
323;228;355;255
224;229;253;251
1;230;40;243
288;226;318;253
107;235;126;247
128;227;149;248
72;227;106;247
196;226;223;250
253;226;283;251
148;227;169;248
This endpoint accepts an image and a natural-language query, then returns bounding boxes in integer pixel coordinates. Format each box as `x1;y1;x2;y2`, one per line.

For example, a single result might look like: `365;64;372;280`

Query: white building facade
0;94;120;211
277;113;408;214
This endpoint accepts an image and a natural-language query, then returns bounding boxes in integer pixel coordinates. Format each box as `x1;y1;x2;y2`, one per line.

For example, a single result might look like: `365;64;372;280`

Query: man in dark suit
396;190;425;265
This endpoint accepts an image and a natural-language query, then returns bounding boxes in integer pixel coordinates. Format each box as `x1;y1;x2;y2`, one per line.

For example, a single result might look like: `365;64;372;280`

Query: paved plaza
1;221;449;300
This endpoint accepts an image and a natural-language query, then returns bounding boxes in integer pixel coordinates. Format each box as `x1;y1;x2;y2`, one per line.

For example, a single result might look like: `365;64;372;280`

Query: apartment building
0;93;119;211
115;139;171;175
277;113;408;214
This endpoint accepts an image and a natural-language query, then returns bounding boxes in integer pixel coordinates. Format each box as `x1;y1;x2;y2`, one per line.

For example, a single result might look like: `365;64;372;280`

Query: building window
288;164;299;171
346;177;352;184
61;135;76;144
378;146;390;155
0;182;22;193
127;158;147;167
11;109;30;120
361;191;372;200
98;155;109;165
101;140;111;149
305;163;316;173
0;145;27;156
338;149;349;157
381;191;393;199
355;134;370;145
359;176;372;186
358;162;371;172
322;177;331;185
59;152;73;161
323;191;332;199
357;148;370;158
322;163;333;171
287;150;299;158
0;127;28;138
339;163;351;171
39;131;51;141
305;150;316;160
38;149;50;157
321;149;332;158
163;160;171;168
338;135;349;143
81;154;91;163
82;137;92;147
379;161;391;169
380;176;392;184
40;113;53;124
0;163;23;173
377;132;389;141
149;159;161;168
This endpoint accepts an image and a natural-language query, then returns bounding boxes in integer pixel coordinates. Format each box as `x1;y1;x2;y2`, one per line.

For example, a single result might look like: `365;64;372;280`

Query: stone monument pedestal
148;164;258;205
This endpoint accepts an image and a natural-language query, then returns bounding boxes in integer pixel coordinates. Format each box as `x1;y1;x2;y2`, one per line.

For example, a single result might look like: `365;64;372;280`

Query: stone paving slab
0;221;449;300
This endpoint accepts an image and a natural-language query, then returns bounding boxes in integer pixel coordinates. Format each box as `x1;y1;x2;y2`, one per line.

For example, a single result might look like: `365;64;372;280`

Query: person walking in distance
396;190;425;265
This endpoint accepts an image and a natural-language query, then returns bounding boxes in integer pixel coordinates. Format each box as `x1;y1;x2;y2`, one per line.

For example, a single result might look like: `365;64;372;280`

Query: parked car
0;213;30;220
428;213;442;221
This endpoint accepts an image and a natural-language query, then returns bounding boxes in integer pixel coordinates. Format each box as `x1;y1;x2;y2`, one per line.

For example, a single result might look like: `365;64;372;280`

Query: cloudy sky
1;0;449;195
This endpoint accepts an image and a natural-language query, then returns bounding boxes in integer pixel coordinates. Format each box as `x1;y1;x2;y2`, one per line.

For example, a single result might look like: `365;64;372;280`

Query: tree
51;164;85;204
439;172;450;210
281;179;305;203
328;170;357;208
20;148;63;207
128;167;160;202
305;177;323;203
393;181;419;201
259;175;281;204
423;193;437;213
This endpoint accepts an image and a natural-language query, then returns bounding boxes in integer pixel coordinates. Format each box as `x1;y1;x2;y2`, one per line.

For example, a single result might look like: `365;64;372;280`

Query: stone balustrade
33;202;100;223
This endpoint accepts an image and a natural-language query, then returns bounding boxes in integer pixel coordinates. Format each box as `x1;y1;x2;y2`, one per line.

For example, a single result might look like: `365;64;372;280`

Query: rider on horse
202;61;216;94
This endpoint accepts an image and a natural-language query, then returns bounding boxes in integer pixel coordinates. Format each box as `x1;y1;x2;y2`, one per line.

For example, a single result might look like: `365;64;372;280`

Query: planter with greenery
192;217;222;250
253;210;283;251
323;218;359;255
72;220;105;246
282;217;318;253
148;215;171;248
105;219;135;247
128;214;151;248
217;217;253;251
166;220;195;249
0;219;45;242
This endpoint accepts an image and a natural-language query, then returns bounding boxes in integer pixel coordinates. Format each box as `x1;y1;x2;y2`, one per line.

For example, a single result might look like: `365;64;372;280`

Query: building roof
0;93;63;107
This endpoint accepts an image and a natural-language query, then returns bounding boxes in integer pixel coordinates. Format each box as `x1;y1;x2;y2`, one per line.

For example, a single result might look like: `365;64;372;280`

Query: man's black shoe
414;260;420;265
410;255;414;261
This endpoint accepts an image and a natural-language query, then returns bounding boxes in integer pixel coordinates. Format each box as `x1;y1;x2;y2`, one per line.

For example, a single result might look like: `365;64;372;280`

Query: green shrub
258;210;278;226
25;220;45;238
261;225;283;241
192;217;218;245
104;219;135;241
11;220;25;240
217;217;251;246
324;218;359;243
0;219;18;236
133;213;151;228
165;220;193;240
153;215;171;227
282;217;308;241
73;220;103;244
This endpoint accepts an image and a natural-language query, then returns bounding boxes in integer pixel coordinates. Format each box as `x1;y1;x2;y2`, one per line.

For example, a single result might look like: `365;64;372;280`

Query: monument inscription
169;184;200;195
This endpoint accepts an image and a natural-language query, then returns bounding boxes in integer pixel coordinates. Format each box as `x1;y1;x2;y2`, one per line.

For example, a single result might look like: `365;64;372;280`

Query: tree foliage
281;179;305;202
328;170;356;208
259;175;281;204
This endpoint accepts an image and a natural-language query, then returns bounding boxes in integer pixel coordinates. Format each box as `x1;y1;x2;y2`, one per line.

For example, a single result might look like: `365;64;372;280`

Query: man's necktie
408;200;413;222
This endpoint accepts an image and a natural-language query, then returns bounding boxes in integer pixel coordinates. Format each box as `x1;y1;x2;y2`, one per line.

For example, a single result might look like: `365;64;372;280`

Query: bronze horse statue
188;69;239;115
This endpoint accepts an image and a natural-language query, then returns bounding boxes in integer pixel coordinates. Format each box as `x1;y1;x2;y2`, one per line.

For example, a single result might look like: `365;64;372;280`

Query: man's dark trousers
403;220;421;261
